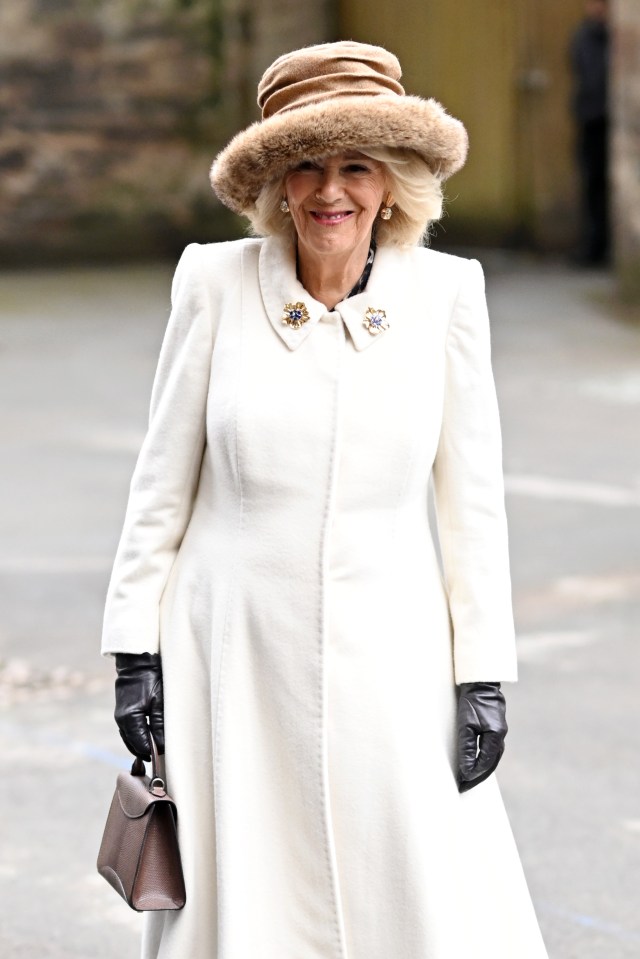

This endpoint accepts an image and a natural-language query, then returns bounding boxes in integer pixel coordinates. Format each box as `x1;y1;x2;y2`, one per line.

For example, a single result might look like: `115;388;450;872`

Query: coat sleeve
101;243;213;656
432;258;518;684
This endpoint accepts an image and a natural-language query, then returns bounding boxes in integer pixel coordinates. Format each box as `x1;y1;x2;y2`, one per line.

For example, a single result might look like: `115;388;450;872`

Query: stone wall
0;0;332;264
612;0;640;298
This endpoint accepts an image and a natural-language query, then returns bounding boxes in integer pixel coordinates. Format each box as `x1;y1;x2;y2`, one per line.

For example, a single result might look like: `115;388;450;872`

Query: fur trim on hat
210;94;468;216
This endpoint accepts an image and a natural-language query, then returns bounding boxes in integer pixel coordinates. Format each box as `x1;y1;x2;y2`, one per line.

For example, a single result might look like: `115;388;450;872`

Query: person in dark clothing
570;0;610;265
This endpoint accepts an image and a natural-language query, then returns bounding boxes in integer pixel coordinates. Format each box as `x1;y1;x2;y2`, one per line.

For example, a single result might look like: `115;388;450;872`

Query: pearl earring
280;198;290;214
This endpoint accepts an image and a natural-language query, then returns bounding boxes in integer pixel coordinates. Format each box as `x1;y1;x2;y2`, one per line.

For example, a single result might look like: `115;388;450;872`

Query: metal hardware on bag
129;738;166;793
146;736;167;794
149;776;167;796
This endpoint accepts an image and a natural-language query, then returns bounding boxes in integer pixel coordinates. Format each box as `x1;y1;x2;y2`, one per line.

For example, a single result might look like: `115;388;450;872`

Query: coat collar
258;235;405;352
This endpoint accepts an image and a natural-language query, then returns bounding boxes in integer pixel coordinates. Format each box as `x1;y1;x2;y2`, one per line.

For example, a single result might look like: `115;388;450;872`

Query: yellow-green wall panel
339;0;588;247
339;0;519;238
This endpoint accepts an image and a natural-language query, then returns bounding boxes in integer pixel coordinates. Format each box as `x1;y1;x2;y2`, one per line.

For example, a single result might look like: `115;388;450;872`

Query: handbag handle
130;733;166;796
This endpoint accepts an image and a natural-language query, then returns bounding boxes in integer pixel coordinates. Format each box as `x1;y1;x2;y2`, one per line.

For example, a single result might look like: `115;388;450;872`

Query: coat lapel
335;245;408;351
258;235;409;352
258;236;326;351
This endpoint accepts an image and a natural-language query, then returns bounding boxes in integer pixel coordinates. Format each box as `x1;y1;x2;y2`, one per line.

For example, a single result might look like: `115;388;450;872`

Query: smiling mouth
310;210;354;224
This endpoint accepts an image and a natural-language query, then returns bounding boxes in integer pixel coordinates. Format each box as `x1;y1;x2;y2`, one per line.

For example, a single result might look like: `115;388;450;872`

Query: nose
314;167;345;203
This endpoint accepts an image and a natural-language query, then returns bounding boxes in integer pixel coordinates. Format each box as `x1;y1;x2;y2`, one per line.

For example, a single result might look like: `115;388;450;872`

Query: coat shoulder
174;238;263;305
395;246;479;300
184;236;262;272
411;245;475;275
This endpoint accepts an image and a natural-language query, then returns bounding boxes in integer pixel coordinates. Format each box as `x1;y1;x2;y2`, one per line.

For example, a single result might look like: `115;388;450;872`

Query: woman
103;41;548;959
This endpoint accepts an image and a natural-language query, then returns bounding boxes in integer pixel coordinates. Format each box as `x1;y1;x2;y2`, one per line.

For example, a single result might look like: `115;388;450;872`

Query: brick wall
612;0;640;297
0;0;332;264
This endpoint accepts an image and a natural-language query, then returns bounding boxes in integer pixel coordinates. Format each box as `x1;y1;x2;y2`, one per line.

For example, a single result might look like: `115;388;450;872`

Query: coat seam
212;244;246;954
434;260;471;563
431;260;471;680
318;316;349;959
156;247;215;650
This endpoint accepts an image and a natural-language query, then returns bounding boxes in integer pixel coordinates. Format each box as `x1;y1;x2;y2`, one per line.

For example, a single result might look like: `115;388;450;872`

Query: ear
384;192;396;208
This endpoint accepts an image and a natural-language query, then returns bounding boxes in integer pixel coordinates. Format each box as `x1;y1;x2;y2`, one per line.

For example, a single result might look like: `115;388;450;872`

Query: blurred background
1;1;639;957
0;0;639;286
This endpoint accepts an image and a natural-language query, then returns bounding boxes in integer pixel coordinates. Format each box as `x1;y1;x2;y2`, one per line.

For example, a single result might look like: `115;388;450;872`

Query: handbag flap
116;770;177;819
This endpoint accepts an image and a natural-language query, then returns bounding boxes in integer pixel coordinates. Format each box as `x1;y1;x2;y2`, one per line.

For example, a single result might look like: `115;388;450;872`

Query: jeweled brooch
363;307;389;336
282;302;310;330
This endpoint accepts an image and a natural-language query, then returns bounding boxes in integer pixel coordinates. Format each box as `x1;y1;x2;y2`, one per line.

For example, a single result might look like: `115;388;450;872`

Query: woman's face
283;151;388;263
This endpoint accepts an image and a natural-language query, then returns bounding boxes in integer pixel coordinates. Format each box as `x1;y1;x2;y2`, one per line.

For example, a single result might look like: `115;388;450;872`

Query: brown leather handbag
97;735;186;911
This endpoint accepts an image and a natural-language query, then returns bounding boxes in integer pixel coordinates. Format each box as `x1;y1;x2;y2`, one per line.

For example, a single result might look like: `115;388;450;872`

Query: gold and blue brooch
363;307;389;336
282;302;310;330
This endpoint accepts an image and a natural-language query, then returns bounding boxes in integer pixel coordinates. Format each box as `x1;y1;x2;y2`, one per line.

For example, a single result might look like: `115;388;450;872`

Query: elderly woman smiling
253;147;443;299
102;41;548;959
277;152;392;309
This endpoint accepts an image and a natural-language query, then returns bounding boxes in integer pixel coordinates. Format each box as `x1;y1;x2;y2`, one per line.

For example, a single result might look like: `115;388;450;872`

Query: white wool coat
102;236;548;959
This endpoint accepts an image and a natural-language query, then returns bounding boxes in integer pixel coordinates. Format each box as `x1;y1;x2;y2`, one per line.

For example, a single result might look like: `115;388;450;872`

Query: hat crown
211;40;469;215
258;41;405;120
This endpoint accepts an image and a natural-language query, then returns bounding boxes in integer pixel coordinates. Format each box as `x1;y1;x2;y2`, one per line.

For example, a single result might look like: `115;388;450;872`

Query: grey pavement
0;254;639;958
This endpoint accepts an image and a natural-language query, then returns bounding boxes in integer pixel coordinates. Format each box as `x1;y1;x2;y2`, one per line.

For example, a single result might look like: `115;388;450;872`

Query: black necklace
295;239;377;303
347;240;376;298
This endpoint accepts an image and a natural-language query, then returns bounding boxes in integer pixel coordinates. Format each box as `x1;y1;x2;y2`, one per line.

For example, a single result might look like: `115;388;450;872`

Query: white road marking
580;373;640;405
84;429;145;452
554;573;640;603
538;900;640;944
516;630;595;663
505;473;640;507
0;555;112;573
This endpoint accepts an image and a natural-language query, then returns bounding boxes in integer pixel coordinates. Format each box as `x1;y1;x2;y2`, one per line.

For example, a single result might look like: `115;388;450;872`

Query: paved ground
0;253;638;958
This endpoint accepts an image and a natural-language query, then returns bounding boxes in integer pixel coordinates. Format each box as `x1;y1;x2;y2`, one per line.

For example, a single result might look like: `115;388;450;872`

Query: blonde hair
248;146;443;247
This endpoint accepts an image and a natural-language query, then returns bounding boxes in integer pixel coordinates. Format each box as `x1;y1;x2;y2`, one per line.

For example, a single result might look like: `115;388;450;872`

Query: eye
343;163;371;174
293;160;320;172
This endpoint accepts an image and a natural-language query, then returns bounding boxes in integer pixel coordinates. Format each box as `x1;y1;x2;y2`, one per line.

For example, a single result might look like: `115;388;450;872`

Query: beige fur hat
210;41;468;215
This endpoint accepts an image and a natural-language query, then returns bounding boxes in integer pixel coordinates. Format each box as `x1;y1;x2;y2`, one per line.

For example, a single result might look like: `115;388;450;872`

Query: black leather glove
114;652;165;761
456;682;507;793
